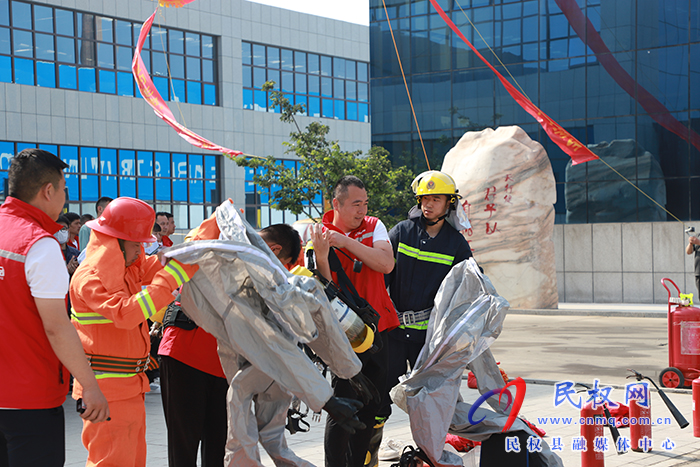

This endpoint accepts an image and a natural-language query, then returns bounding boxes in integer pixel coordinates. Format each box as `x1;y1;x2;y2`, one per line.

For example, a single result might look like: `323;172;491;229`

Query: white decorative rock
441;126;559;309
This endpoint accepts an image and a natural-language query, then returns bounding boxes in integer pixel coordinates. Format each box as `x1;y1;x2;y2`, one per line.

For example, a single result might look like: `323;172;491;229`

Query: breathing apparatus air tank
291;265;375;353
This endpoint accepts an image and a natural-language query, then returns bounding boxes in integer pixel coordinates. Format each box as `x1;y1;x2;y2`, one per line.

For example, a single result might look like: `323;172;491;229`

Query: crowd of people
0;148;474;467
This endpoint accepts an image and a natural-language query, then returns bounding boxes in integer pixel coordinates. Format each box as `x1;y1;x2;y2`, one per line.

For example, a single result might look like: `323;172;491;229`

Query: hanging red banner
428;0;598;165
132;8;242;159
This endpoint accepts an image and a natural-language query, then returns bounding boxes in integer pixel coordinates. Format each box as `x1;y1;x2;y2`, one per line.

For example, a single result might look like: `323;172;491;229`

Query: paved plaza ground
64;305;700;466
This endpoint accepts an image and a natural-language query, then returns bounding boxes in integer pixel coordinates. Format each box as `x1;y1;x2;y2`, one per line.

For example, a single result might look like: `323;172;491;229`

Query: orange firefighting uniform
70;230;198;467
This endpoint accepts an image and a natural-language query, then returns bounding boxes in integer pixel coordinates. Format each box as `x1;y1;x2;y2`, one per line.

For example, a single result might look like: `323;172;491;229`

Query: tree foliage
234;82;416;228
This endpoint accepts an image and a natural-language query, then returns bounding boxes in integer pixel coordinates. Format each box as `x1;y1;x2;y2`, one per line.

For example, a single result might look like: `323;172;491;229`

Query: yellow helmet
411;171;462;202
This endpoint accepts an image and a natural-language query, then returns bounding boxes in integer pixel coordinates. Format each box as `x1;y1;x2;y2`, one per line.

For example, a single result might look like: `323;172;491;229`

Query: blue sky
248;0;370;26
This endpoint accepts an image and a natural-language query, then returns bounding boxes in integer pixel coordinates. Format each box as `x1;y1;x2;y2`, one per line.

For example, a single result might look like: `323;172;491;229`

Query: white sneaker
378;439;405;461
149;377;161;394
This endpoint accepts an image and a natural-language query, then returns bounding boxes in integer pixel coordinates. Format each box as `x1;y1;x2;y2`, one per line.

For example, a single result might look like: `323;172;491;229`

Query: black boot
364;417;386;467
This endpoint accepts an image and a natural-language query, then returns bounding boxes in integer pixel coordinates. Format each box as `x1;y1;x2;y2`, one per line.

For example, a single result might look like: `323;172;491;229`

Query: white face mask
54;229;69;245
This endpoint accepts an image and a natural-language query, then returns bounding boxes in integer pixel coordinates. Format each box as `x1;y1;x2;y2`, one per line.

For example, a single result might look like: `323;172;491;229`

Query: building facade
369;0;699;303
0;0;371;231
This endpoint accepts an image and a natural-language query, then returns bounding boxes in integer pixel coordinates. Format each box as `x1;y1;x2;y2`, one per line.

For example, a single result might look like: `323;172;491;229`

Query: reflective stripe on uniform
164;261;189;287
398;320;429;331
71;308;114;325
0;248;26;263
94;372;138;380
135;289;157;319
356;232;374;243
397;242;454;266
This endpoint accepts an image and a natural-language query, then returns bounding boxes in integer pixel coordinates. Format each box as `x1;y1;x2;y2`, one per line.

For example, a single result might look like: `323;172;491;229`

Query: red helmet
86;197;157;243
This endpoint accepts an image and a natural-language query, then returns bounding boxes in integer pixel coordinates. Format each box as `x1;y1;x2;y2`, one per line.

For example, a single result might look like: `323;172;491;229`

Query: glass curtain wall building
369;0;700;223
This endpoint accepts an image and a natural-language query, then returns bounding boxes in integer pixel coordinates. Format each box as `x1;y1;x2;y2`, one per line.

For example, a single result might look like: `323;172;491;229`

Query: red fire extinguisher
629;383;652;452
581;401;605;467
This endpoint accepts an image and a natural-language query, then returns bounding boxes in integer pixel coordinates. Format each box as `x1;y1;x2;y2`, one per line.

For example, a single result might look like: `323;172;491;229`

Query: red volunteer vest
0;197;69;409
322;211;399;332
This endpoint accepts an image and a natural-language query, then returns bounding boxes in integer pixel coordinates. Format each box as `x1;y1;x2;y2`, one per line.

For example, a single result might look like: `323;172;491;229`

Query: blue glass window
202;59;213;82
185;32;199;56
0;0;8;27
0;27;9;54
322;98;333;118
281;49;293;71
116;71;132;96
172;153;187;202
155;152;171;201
294;95;307;115
14;58;33;85
13;30;32;58
294;51;305;73
169;30;183;54
253;67;265;88
151;51;167;76
308;54;319;74
115;20;130;46
333;57;345;78
12;2;31;29
345;60;356;80
186;56;200;80
295;73;306;94
202;35;213;58
78;67;96;92
333;78;344;99
308;96;320;117
99;70;115;94
186;81;201;104
119;150;136;197
358;82;368;102
281;71;293;93
99;148;117;198
57;37;75;63
321;55;332;76
137;151;153;200
35;33;54;61
359;103;368;123
80;147;98;201
189;154;203;203
59;145;78;200
36;61;55;87
333;100;344;120
252;44;265;66
0;56;11;82
308;75;319;95
154;76;168;100
203;84;215;105
254;89;267;111
169;54;184;79
321;77;332;97
267;46;279;68
171;79;185;102
346;81;356;100
58;64;76;89
347;101;358;121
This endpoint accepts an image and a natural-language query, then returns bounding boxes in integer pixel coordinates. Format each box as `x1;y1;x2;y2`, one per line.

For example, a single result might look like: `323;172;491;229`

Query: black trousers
0;406;64;467
377;327;426;420
160;355;229;467
324;331;388;467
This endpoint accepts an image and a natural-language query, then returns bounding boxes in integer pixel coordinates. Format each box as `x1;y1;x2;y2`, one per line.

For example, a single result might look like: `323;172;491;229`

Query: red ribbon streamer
429;0;599;165
132;9;242;159
555;0;700;153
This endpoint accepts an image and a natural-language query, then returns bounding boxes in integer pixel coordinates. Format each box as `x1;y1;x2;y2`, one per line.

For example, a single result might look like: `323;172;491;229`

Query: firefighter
70;197;198;467
371;171;475;465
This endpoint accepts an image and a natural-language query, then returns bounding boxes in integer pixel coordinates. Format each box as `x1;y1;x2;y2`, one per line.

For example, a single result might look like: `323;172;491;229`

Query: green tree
234;82;415;228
